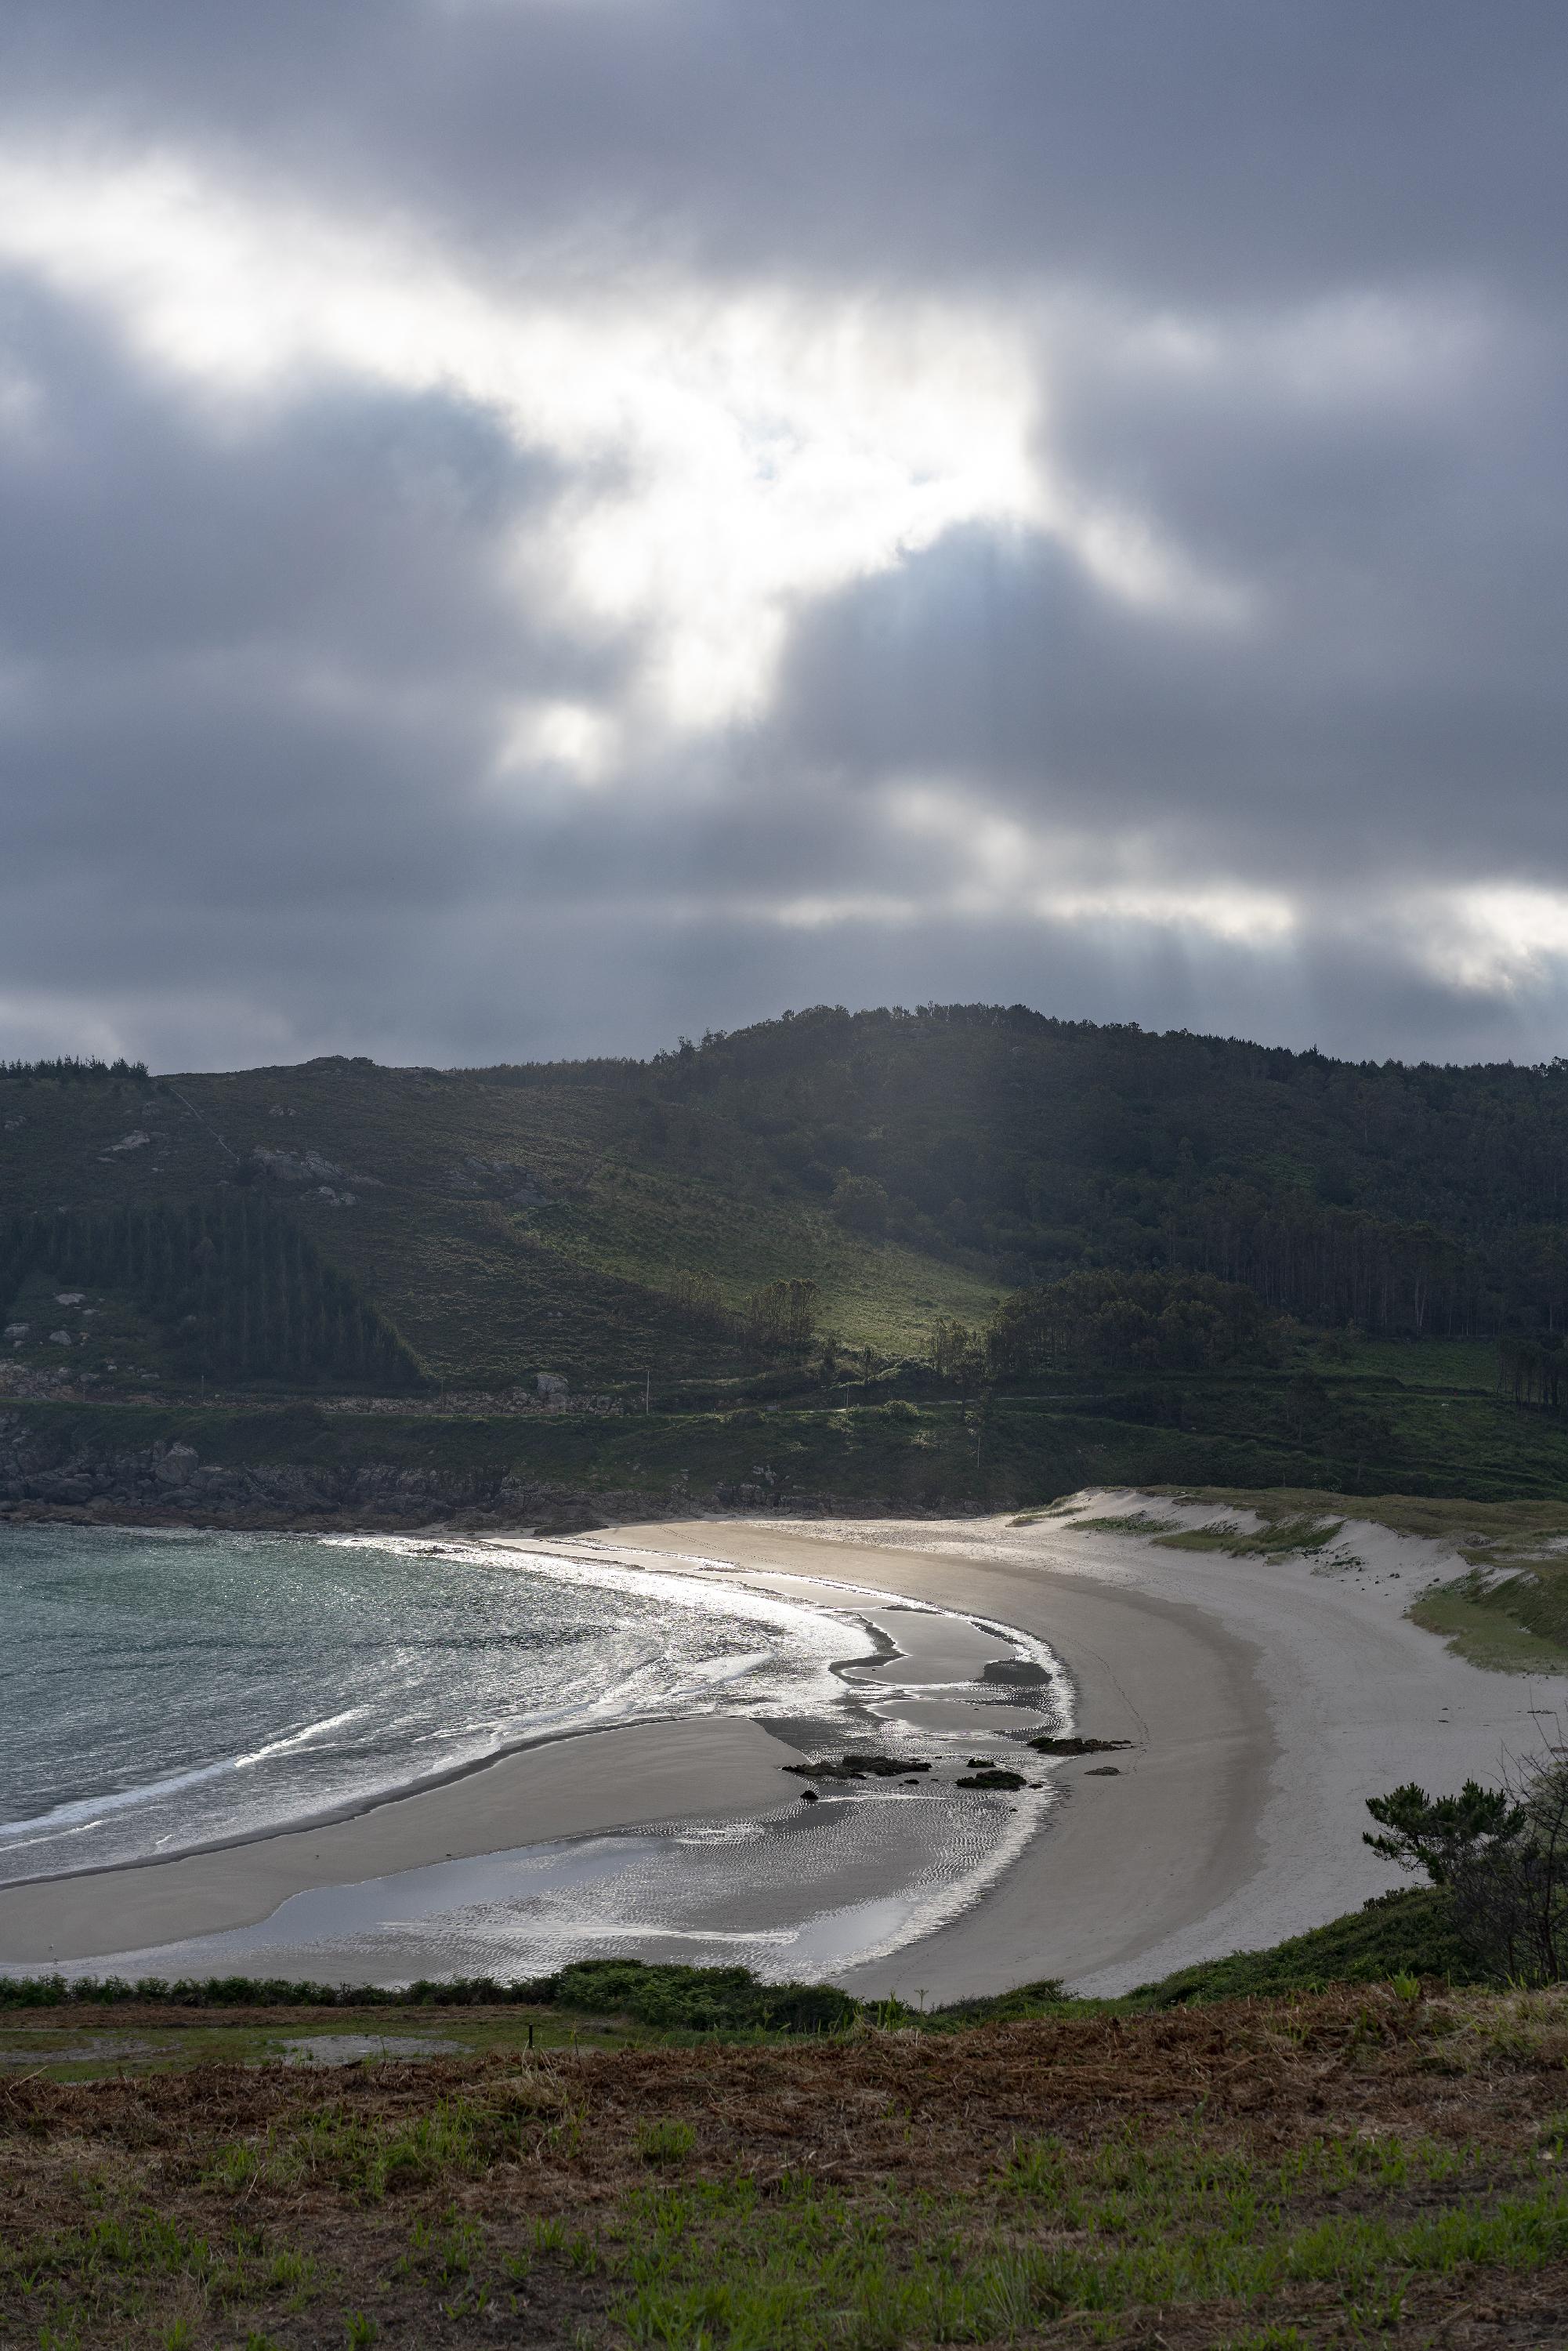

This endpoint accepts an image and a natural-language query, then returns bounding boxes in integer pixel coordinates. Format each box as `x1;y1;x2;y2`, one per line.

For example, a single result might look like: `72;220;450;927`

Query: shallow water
82;1776;1047;1986
0;1525;1070;1980
0;1526;874;1882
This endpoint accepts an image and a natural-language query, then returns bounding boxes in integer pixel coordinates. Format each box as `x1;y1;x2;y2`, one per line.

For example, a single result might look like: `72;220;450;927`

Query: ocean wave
2;1528;1069;1987
0;1708;364;1839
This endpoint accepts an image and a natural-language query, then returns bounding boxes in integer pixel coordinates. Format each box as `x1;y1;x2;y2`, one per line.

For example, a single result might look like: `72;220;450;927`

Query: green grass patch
1153;1514;1344;1559
208;2085;570;2204
924;1889;1484;2023
1066;1510;1186;1536
1150;1483;1568;1548
1408;1572;1568;1672
7;2210;325;2347
1331;1338;1503;1393
608;2125;1559;2349
1142;1483;1568;1665
1124;1887;1485;2005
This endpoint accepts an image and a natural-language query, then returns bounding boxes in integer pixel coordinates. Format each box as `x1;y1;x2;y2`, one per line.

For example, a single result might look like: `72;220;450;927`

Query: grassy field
1336;1339;1505;1393
8;1959;1568;2348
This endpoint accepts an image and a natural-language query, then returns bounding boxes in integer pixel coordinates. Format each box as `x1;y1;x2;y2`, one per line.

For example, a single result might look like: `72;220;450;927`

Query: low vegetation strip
19;1375;1568;1538
1041;1482;1568;1670
0;1887;1490;2032
6;1984;1568;2348
0;1886;1497;2033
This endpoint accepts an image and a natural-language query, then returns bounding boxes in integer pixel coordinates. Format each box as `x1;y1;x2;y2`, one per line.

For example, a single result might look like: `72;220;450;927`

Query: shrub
745;1278;819;1349
831;1171;888;1235
665;1269;728;1328
1366;1759;1568;1987
549;1959;855;2034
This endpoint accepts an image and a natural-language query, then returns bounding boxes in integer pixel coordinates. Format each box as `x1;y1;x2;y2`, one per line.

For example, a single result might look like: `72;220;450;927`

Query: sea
0;1525;1067;1984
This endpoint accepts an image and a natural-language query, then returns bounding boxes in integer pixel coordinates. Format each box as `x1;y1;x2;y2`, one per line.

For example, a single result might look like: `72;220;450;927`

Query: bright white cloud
1422;886;1568;995
0;143;1255;732
741;782;1300;949
494;697;620;783
1036;883;1296;945
0;147;1045;727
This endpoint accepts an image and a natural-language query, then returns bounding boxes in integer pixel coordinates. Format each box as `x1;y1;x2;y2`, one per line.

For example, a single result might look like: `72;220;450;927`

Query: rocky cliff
0;1411;630;1533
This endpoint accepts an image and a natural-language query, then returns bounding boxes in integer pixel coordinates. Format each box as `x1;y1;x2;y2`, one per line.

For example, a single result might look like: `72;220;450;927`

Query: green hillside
0;1050;997;1392
6;1003;1568;1411
632;1005;1568;1332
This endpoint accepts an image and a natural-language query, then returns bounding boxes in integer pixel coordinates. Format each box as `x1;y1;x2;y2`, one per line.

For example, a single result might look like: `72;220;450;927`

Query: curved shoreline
0;1704;810;1902
0;1534;1056;1975
9;1500;1563;1995
608;1506;1568;1997
0;1527;896;1903
0;1714;808;1966
607;1522;1275;1999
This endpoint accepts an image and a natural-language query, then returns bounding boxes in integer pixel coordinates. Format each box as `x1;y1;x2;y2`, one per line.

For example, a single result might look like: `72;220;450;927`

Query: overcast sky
2;1;1566;1073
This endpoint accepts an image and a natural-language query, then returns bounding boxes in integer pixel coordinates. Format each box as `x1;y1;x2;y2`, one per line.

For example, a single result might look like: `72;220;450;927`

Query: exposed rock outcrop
0;1412;956;1531
0;1412;626;1533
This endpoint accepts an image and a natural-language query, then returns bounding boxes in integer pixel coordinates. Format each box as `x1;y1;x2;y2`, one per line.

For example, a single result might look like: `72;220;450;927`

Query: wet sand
606;1520;1269;1999
0;1715;801;1967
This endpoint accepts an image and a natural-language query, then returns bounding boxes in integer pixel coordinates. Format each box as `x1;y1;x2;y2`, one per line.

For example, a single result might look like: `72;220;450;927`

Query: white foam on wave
2;1531;878;1885
0;1708;365;1841
5;1528;1071;1984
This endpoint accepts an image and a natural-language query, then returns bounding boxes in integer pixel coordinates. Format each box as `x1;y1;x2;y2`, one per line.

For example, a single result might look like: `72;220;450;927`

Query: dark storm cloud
2;2;1567;1067
7;2;1568;302
773;321;1568;890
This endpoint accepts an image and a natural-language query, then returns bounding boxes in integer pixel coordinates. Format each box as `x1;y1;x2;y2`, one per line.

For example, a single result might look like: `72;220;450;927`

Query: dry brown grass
6;1989;1568;2347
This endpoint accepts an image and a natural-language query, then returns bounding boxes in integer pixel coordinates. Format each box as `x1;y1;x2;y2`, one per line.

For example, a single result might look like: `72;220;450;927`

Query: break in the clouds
2;1;1567;1070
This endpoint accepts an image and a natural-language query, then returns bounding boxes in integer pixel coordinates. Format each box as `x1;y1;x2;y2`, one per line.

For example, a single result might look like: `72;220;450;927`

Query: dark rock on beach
1029;1734;1134;1756
783;1752;932;1782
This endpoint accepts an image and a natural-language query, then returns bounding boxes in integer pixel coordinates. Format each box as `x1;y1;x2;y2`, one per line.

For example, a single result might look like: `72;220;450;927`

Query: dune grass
1407;1574;1568;1673
1141;1483;1568;1668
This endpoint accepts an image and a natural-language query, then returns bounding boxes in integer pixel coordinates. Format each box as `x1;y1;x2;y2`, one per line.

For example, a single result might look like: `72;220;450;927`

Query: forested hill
512;1003;1568;1339
3;1006;1568;1397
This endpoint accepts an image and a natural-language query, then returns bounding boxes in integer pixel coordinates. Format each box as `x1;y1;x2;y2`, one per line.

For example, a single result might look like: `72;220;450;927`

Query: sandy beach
602;1503;1568;1997
0;1715;801;1968
4;1496;1566;1995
